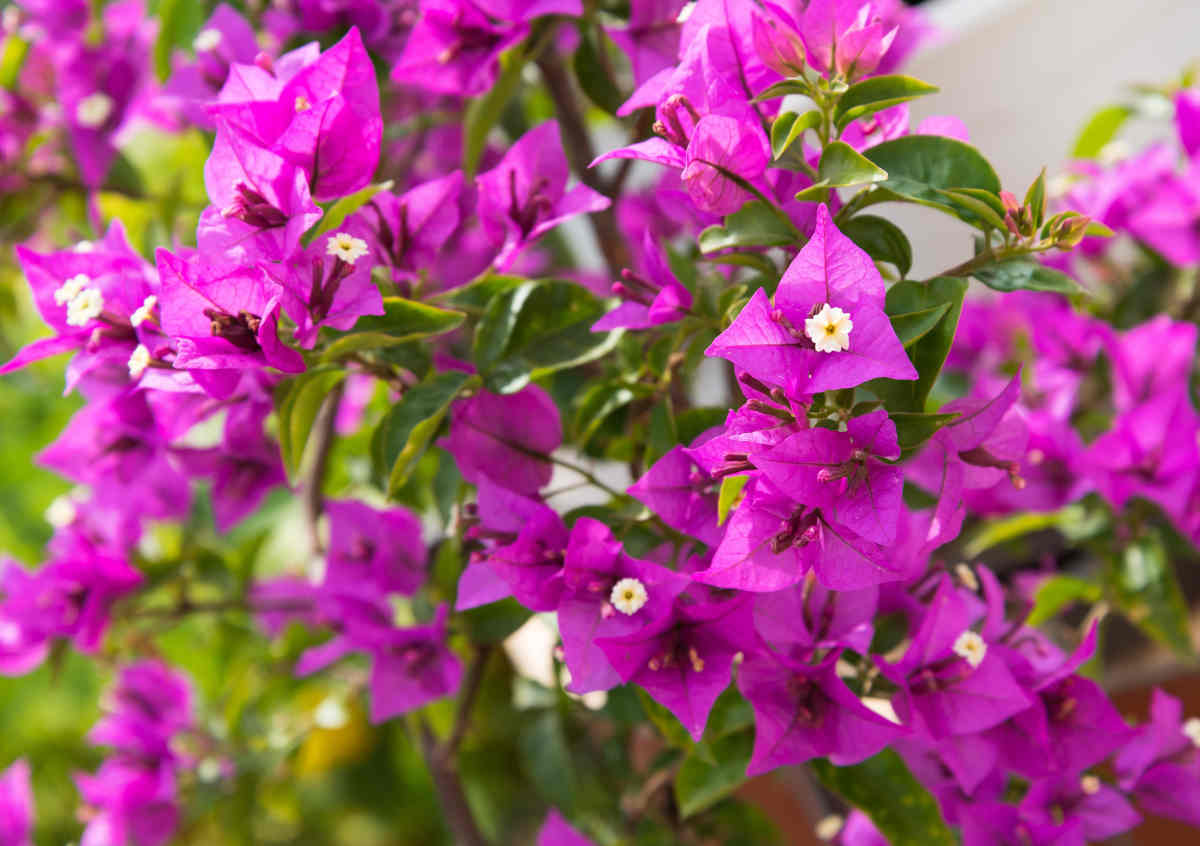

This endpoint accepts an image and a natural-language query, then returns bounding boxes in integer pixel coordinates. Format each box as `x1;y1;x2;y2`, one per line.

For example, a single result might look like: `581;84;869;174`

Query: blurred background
1;0;1199;843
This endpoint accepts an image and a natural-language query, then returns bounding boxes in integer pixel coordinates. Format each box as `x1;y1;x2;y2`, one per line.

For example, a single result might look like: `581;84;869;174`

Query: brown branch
420;719;490;846
535;49;631;277
443;646;493;759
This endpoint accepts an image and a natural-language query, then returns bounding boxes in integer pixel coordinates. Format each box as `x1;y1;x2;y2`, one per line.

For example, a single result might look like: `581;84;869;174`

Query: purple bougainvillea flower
782;0;909;80
739;650;904;774
88;660;193;763
441;383;561;497
323;499;427;597
594;232;692;331
1176;88;1200;159
456;475;568;612
75;760;180;846
557;518;691;693
161;3;260;128
751;408;903;545
0;759;33;846
605;0;687;86
343;171;464;287
597;586;756;740
628;445;724;546
753;575;878;658
476;122;610;270
270;230;383;348
1107;314;1197;411
157;249;305;375
537;808;595;846
211;28;381;200
1115;688;1200;826
200;134;323;262
837;810;888;846
699;476;908;592
707;205;916;399
1020;774;1141;844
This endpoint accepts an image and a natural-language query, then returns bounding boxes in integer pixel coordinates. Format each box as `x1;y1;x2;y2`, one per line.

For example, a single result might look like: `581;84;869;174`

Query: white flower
130;294;157;326
610;577;648;615
65;287;104;326
128;344;151;378
193;28;223;53
72;240;95;253
804;303;854;353
952;630;987;668
75;92;114;128
54;273;90;305
1184;717;1200;747
326;232;370;265
44;494;77;528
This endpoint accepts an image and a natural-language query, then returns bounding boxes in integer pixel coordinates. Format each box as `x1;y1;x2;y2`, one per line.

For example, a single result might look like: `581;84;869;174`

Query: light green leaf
717;476;749;525
464;49;526;176
811;750;957;846
1027;575;1102;626
305;180;393;244
372;370;473;495
320;297;465;360
771;109;822;160
753;78;812;102
1072;104;1132;159
0;34;31;90
274;370;347;481
834;75;939;129
818;141;889;188
1025;168;1047;229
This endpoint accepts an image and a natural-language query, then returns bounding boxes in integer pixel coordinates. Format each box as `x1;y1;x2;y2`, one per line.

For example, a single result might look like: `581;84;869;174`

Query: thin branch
419;719;490;846
443;646;493;760
303;380;345;555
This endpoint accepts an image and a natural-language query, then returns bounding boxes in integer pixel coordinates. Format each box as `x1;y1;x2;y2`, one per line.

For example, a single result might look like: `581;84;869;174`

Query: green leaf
573;26;623;114
463;49;526;176
676;407;730;447
864;135;1002;214
1072;104;1132;159
1027;576;1102;626
889;411;959;452
1106;531;1195;658
839;215;913;277
637;689;694;750
871;277;968;413
717;476;749;525
834;75;939;129
698;201;799;253
753;78;812;102
372;370;473;495
811;750;957;846
973;258;1081;294
305;180;393;244
574;381;646;445
817;141;889;187
0;34;31;90
936;188;1008;231
1025;168;1047;229
674;730;754;818
320;297;465;360
771;109;822;160
518;709;577;811
962;505;1095;558
461;598;533;645
889;302;952;348
152;0;205;81
274;370;347;481
473;281;619;394
433;273;527;311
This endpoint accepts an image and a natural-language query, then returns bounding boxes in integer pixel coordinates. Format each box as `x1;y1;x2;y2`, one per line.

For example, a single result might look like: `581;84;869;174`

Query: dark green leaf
518;709;577;811
372;370;473;495
834;75;939;129
573;27;623;114
771;109;822;160
274;370;347;481
936;188;1008;231
676;407;729;446
753;78;812;102
871;277;968;413
839;215;913;277
645;402;677;468
320;297;465;360
674;731;754;818
699;201;799;253
473;281;619;394
433;273;527;311
574;381;646;445
864;136;1002;215
973;259;1081;294
1106;531;1195;658
1071;104;1132;159
890;302;953;348
1027;575;1102;626
889;411;959;452
637;689;695;750
818;141;889;187
461;598;534;645
811;750;957;846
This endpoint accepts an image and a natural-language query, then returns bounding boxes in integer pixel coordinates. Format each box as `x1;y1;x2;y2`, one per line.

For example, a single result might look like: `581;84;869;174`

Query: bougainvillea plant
0;0;1198;843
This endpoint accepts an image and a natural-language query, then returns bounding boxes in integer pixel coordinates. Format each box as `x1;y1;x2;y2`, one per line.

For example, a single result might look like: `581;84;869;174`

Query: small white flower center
804;303;853;353
952;630;987;668
1183;717;1200;747
326;232;369;265
294;94;311;112
610;577;648;615
193;28;223;53
128;344;151;378
44;494;77;528
313;696;349;730
1080;775;1101;795
814;815;845;841
54;273;91;306
130;294;157;326
73;240;95;253
75;92;114;128
65;287;104;326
